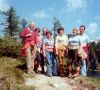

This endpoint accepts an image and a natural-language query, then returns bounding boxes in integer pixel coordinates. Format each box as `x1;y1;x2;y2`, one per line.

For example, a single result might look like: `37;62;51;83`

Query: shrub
0;34;22;58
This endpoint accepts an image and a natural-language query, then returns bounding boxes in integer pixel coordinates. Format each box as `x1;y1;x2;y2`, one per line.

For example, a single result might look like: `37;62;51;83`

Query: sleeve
43;39;46;45
19;29;26;38
86;36;90;44
55;36;58;47
33;32;37;45
65;35;69;45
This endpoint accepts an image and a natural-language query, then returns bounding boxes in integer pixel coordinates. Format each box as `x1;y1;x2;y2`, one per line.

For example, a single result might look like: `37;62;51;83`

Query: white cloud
87;22;98;34
65;0;87;12
0;0;10;11
76;19;82;24
32;10;50;19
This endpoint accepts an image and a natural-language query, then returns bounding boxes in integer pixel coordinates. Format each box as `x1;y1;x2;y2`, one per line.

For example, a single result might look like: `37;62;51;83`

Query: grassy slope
0;57;99;90
0;57;35;90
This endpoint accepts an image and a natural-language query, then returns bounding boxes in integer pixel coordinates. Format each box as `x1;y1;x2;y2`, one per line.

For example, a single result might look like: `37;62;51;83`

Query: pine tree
1;7;19;38
20;18;28;29
53;17;62;36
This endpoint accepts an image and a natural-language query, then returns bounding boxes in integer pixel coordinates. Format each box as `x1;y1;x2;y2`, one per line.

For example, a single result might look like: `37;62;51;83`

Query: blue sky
0;0;100;41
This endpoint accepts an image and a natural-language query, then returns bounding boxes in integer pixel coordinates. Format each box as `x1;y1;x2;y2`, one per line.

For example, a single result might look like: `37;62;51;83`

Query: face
35;30;40;35
59;30;64;35
79;27;85;35
29;24;34;31
46;33;51;39
72;29;78;36
43;28;48;35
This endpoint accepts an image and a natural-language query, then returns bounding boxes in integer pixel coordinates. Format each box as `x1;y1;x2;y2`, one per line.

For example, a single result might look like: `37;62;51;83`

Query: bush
0;34;22;58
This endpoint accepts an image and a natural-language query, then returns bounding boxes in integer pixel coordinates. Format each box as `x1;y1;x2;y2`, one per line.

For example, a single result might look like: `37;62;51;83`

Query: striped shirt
69;35;80;50
43;37;54;52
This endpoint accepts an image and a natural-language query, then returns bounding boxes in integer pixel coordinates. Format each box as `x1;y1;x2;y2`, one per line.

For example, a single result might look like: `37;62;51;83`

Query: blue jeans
45;50;58;76
81;59;87;76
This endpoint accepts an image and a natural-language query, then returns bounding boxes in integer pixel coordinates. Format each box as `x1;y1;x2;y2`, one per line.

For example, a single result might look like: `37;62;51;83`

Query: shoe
35;70;41;74
47;75;52;77
27;70;31;74
60;74;65;77
72;73;80;78
68;73;72;78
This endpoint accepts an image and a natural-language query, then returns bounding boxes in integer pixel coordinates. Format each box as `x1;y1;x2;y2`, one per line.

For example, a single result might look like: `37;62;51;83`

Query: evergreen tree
1;7;19;38
20;18;28;29
53;17;62;36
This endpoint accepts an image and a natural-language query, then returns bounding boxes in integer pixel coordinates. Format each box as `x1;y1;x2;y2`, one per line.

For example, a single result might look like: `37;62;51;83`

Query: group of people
19;21;90;78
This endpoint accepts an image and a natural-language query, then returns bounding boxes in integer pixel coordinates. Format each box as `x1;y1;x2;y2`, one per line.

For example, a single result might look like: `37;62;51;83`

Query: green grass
84;77;100;86
0;57;35;90
0;57;100;90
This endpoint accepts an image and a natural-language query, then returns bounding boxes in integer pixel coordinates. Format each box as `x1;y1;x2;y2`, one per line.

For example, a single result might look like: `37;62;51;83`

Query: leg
35;51;41;74
58;49;65;76
45;50;52;76
67;62;72;77
81;59;87;76
67;50;73;77
51;52;58;76
40;53;45;74
26;46;32;73
73;50;80;77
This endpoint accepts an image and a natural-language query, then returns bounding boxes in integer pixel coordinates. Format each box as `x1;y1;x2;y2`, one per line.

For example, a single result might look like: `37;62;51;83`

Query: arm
55;36;58;55
19;29;26;38
43;44;46;57
42;39;46;57
66;35;69;46
19;28;32;38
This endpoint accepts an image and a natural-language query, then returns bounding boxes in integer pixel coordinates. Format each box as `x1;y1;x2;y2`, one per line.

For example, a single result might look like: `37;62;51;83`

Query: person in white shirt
55;27;69;77
79;25;90;76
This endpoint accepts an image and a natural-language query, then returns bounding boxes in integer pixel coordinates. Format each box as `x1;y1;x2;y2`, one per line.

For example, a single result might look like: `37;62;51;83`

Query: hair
46;31;52;36
80;25;85;30
42;27;48;31
29;21;35;26
73;27;78;31
57;27;64;33
34;27;40;32
72;27;79;35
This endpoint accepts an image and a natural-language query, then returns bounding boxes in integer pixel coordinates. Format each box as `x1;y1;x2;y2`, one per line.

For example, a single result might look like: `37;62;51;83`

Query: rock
25;74;72;90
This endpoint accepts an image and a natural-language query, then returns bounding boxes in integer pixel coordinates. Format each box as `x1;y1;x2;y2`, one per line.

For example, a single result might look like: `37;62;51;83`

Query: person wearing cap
19;21;37;74
43;31;58;77
68;27;81;78
55;27;68;77
79;25;90;76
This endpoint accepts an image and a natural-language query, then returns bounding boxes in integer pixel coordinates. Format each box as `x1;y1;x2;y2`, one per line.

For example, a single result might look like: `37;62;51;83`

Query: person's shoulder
76;35;80;38
83;33;89;38
64;34;68;38
55;35;59;38
23;28;29;31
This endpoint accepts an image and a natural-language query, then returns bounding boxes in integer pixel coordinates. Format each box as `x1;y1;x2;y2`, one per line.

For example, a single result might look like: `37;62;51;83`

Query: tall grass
0;57;35;90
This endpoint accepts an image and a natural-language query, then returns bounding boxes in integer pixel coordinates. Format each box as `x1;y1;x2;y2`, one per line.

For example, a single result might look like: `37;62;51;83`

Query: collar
28;28;33;32
59;34;65;37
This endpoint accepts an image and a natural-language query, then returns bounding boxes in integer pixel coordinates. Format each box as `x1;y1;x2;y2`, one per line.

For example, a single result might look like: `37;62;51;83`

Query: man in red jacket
19;22;37;74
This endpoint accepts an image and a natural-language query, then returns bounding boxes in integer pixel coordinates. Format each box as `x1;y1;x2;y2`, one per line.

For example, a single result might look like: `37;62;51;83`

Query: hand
43;53;46;57
26;33;32;37
56;51;58;55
